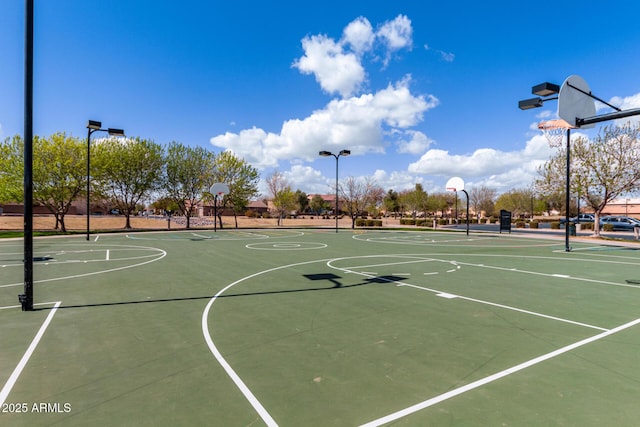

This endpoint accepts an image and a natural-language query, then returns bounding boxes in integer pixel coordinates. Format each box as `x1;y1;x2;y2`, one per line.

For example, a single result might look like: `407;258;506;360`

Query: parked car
559;214;595;224
599;216;640;231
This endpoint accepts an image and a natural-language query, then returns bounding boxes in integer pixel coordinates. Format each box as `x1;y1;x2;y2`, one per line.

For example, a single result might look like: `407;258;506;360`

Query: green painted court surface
2;229;640;426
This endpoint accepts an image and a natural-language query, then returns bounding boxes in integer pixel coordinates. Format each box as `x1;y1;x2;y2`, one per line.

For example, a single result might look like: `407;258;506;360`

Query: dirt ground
0;214;387;231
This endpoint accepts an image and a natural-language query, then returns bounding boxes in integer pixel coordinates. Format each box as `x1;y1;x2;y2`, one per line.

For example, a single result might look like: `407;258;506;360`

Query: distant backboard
445;177;464;192
210;182;229;197
558;75;596;129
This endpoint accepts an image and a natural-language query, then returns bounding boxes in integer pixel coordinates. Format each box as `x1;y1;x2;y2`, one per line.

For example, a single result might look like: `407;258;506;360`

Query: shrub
602;223;614;232
550;221;560;229
515;221;526;228
580;222;594;230
355;218;366;227
529;220;539;229
245;209;257;218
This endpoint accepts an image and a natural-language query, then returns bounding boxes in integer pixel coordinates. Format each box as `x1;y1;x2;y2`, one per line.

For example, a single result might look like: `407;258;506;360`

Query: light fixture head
518;97;544;110
87;120;102;130
319;150;332;157
532;82;560;97
107;128;125;137
339;149;351;156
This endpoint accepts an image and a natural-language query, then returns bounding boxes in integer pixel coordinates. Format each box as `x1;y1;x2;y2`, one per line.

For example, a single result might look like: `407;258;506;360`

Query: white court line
0;301;62;406
399;283;607;332
360;317;640;427
333;259;608;332
105;250;110;261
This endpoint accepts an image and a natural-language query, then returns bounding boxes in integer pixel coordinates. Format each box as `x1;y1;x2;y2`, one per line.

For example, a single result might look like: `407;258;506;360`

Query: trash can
569;223;576;236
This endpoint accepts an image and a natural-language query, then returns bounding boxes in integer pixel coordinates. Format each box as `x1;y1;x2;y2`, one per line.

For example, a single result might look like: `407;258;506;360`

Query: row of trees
0;134;259;231
2;123;639;234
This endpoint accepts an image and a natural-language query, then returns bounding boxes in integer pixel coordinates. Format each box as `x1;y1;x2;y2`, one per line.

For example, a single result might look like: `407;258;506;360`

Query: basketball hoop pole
564;128;571;252
461;189;469;236
445;180;469;236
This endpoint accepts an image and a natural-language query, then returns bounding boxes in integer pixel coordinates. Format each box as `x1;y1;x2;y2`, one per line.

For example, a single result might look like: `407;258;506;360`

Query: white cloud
610;92;640;127
283;165;329;194
372;169;431;192
293;34;366;98
210;79;438;169
396;130;434;154
407;134;556;191
377;15;413;60
342;16;374;55
292;15;415;97
423;44;455;63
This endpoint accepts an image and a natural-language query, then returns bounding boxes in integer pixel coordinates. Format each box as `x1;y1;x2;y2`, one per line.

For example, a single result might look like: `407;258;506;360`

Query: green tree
0;135;24;203
403;184;428;219
163;142;216;229
33;133;87;231
383;189;400;218
151;197;179;214
92;137;164;229
211;151;260;229
295;190;309;214
495;187;534;218
0;133;86;232
310;194;327;215
425;192;454;219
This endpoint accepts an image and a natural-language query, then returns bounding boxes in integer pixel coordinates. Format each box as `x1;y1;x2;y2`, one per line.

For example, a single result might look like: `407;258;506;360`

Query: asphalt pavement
443;222;640;243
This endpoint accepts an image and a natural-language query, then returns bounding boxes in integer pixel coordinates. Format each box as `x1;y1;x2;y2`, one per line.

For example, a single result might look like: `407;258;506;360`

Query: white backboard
558;75;596;129
445;176;464;192
210;182;229;196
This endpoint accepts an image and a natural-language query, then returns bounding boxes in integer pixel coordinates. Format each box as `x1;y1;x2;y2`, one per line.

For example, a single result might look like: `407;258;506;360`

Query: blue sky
2;1;640;197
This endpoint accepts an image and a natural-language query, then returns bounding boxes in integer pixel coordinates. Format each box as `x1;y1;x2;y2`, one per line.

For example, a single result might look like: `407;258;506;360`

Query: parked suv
599;216;640;231
559;214;595;224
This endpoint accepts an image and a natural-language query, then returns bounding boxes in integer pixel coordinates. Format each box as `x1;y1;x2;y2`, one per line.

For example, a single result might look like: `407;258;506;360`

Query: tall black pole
86;128;92;240
565;128;571;252
20;0;34;311
461;189;469;236
334;155;339;233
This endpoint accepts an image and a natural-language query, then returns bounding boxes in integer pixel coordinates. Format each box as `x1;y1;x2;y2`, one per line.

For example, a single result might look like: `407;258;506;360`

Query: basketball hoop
537;119;575;148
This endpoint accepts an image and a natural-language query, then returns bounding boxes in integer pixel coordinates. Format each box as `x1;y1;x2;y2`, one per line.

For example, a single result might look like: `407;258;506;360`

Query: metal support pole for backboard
214;195;217;232
20;0;34;311
461;189;469;236
564;128;571;252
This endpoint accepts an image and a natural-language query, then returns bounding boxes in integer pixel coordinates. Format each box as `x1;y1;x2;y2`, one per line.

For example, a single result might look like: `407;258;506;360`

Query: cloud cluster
408;135;556;192
211;78;437;169
293;15;413;98
208;14;579;197
211;15;437;172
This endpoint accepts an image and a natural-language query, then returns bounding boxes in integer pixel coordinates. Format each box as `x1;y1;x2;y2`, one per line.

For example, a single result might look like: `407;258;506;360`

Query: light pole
19;0;34;311
319;149;350;233
86;120;125;240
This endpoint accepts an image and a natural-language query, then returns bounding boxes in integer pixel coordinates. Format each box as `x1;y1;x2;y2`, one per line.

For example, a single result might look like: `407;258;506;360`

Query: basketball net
537;119;575;148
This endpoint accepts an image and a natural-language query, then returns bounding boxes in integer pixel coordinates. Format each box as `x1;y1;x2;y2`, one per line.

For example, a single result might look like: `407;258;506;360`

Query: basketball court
2;229;640;426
